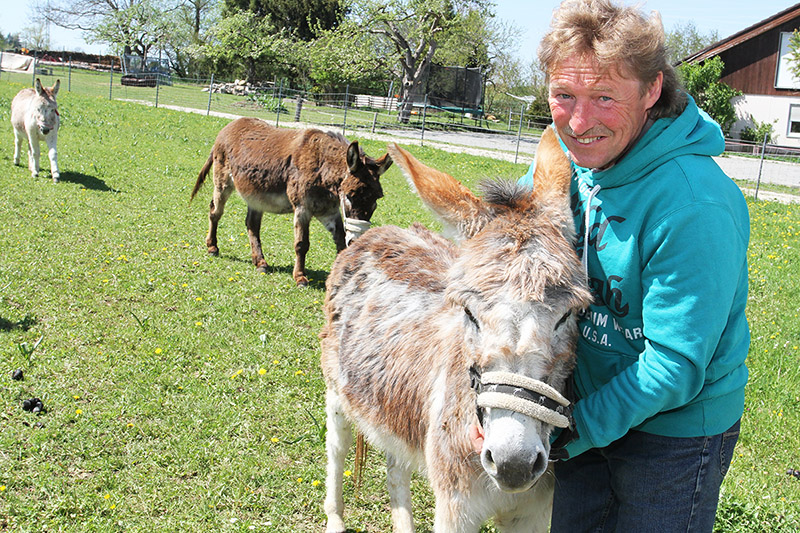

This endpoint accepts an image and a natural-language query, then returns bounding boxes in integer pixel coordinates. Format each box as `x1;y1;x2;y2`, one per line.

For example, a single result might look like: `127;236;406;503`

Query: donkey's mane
324;130;350;146
478;179;532;209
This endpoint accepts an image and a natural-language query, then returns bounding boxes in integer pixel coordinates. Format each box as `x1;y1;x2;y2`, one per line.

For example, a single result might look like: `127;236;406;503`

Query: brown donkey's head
339;141;392;245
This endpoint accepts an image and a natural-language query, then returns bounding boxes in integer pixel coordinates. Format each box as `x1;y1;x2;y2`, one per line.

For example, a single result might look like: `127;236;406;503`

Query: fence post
32;52;37;86
276;80;283;128
371;111;378;133
342;84;350;135
421;94;428;146
206;73;214;116
155;71;160;108
109;58;114;100
294;94;303;122
514;104;525;164
754;131;769;201
507;107;513;131
68;56;72;92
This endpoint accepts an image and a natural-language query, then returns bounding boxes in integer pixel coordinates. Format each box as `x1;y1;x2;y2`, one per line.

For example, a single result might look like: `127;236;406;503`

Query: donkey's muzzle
344;217;371;246
41;127;50;135
482;445;549;493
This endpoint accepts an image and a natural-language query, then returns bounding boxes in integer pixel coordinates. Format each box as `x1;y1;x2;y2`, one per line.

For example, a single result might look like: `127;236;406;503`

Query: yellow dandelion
0;485;6;491
155;348;163;355
195;297;203;301
110;504;116;509
312;480;321;487
273;359;280;365
73;395;80;400
271;437;279;443
344;470;352;477
296;478;303;483
195;321;203;327
104;494;111;500
258;368;266;375
295;370;305;376
76;409;83;415
127;423;134;428
231;369;243;379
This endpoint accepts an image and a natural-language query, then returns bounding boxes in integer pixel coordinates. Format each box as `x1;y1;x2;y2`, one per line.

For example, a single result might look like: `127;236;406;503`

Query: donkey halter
339;195;371;241
469;367;572;428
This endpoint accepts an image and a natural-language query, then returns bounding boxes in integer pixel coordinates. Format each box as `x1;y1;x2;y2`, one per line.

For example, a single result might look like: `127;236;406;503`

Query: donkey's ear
374;153;392;176
347;141;361;173
35;78;44;96
532;127;571;199
387;143;491;240
52;79;60;96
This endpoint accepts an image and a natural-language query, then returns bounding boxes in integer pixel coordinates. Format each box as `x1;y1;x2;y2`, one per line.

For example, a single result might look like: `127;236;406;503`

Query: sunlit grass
0;81;797;531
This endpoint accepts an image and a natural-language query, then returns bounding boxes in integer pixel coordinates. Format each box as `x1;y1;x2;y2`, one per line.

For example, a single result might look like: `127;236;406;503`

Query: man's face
548;55;663;170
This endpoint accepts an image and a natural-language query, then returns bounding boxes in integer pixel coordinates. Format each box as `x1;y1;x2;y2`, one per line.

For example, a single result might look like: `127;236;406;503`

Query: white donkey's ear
52;79;60;96
387;143;492;241
35;78;45;96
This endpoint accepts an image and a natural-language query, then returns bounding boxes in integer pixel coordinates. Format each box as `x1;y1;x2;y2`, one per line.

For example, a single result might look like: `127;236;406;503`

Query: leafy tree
223;0;344;41
2;32;23;50
665;21;718;63
34;0;219;76
679;56;740;133
192;10;294;82
89;0;173;57
321;0;494;122
305;25;388;92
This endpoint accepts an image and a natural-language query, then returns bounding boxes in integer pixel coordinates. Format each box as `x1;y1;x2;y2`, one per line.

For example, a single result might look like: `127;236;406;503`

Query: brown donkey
320;127;592;532
191;117;392;285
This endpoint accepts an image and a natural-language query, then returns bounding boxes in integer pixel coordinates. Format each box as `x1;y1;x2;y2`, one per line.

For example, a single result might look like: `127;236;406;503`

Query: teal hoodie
520;96;750;458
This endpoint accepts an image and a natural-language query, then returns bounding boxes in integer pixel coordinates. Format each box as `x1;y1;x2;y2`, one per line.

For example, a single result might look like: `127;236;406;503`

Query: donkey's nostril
41;128;50;135
482;448;498;476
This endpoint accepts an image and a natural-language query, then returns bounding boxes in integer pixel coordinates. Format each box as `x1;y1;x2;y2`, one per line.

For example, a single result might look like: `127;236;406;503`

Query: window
775;32;800;90
787;104;800;138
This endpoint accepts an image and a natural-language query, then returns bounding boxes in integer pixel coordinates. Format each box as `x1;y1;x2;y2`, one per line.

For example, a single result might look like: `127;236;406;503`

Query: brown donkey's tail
190;153;214;201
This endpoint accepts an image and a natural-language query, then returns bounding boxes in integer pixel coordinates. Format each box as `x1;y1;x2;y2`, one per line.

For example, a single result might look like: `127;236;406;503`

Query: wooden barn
683;3;800;147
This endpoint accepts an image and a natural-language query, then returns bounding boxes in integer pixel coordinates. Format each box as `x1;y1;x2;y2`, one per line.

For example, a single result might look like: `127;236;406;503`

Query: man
519;1;750;531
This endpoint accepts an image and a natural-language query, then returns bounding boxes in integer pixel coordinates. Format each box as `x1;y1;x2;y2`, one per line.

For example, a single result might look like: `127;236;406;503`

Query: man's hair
538;0;686;119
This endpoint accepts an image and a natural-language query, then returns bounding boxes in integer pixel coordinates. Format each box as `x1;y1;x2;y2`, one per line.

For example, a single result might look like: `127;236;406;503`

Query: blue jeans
550;421;740;533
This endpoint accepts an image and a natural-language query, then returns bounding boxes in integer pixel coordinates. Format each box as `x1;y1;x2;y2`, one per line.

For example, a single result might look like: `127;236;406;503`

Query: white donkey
320;127;592;532
11;78;61;183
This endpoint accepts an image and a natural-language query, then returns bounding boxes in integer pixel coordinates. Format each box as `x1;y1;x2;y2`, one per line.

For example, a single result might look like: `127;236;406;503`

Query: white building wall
730;93;800;147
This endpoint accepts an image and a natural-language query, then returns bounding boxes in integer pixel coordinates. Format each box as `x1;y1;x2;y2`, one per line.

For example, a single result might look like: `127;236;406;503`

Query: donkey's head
32;78;60;136
388;128;592;493
339;141;392;245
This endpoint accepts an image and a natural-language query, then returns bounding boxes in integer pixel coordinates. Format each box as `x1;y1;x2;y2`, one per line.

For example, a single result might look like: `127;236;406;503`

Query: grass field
0;81;798;532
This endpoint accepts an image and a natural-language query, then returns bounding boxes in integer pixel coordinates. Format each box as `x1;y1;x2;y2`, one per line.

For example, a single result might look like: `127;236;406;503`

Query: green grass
0;80;798;532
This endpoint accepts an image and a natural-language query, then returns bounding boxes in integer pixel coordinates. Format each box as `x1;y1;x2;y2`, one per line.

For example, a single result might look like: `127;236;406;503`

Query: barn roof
683;3;800;63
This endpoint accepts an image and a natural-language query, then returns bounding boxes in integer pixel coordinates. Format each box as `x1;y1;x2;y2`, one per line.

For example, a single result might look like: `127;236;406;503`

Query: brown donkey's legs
245;207;269;273
206;167;234;256
292;207;312;286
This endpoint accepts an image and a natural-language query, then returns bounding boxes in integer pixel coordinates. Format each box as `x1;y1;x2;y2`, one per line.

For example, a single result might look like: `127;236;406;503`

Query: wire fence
0;58;550;163
2;57;799;200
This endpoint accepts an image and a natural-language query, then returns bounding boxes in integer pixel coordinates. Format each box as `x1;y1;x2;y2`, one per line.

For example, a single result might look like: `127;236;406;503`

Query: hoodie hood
579;95;725;189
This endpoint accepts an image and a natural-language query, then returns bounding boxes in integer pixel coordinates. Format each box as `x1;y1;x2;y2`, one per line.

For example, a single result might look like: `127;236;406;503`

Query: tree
327;0;493;122
223;0;344;41
192;10;294;82
34;0;218;69
665;21;718;63
678;57;740;133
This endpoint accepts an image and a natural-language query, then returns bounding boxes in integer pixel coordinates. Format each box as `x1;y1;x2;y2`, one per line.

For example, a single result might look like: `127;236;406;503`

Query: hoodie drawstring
582;184;601;281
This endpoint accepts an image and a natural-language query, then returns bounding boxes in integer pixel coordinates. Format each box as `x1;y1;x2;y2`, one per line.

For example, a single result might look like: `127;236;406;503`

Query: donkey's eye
464;307;480;329
554;311;571;330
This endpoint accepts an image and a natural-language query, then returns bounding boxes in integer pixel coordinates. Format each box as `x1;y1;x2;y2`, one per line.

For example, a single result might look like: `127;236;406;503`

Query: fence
2;56;799;199
0;57;549;164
